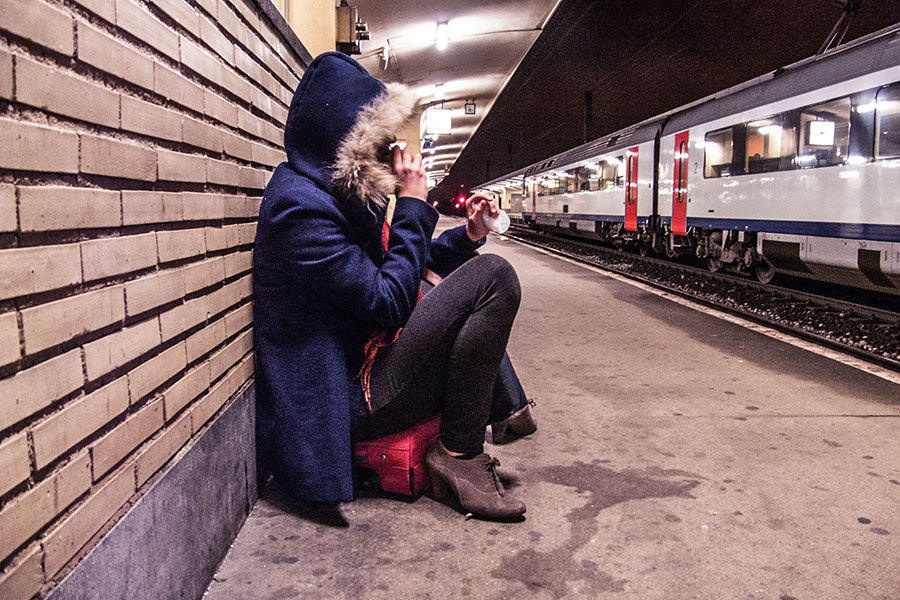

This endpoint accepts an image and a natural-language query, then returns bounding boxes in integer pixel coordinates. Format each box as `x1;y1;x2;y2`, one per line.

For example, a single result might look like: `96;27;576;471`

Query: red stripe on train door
672;131;689;236
624;146;638;231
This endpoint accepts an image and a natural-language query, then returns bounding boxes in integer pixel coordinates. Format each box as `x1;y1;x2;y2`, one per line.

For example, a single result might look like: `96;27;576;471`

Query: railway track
502;224;900;373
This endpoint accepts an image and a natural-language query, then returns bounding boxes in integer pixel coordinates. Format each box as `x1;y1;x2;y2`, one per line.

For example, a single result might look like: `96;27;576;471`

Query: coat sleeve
426;223;485;278
260;193;439;331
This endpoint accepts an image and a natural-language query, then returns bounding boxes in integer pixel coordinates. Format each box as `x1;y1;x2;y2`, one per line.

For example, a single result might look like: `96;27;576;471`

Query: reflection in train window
597;157;624;189
798;97;850;168
564;158;624;192
745;114;796;174
536;173;569;196
703;127;733;178
566;165;596;192
875;83;900;159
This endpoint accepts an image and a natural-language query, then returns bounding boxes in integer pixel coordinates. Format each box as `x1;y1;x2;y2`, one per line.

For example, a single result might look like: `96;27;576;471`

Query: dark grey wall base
48;382;257;600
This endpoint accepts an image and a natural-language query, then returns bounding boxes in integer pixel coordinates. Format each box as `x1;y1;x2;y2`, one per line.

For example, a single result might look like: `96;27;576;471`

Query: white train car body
522;123;660;242
473;24;900;294
660;54;900;290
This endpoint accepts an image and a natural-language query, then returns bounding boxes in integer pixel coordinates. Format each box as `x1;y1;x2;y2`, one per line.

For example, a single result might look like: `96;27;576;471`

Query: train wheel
707;256;722;272
638;243;649;256
754;259;777;284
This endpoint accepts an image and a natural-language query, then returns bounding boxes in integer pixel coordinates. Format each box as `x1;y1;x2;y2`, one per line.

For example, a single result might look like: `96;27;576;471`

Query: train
473;23;900;295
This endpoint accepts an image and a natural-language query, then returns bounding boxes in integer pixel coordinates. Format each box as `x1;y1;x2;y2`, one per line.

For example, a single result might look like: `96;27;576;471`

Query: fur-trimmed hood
283;52;418;212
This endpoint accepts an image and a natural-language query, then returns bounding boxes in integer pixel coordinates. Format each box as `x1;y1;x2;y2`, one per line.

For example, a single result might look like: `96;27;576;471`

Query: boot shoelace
482;457;504;496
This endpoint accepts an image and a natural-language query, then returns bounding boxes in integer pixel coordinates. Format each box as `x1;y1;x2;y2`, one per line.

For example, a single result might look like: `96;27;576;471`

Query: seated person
253;53;531;519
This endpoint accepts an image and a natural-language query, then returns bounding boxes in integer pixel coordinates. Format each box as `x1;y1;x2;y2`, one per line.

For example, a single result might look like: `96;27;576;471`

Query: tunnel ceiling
350;0;562;191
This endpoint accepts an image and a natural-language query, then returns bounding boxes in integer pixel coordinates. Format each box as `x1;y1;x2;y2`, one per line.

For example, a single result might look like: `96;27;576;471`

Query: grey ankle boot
425;442;526;519
491;400;536;444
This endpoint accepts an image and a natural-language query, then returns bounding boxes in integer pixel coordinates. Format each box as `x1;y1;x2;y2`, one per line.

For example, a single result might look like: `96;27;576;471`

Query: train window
562;171;576;193
598;157;624;189
798;98;850;168
613;156;625;188
536;173;567;196
566;165;597;192
744;115;796;174
875;84;900;159
703;127;733;178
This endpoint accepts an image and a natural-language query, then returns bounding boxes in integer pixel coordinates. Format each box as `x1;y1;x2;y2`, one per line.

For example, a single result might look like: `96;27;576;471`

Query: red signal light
456;194;465;205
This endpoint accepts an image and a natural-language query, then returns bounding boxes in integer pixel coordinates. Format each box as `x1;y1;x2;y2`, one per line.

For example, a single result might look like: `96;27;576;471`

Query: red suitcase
353;414;441;496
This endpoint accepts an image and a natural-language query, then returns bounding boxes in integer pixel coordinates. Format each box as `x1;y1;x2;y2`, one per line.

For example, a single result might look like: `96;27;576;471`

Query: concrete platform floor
204;218;900;600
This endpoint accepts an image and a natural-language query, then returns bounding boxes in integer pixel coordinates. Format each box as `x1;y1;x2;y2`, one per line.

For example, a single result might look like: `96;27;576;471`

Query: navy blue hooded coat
253;53;481;502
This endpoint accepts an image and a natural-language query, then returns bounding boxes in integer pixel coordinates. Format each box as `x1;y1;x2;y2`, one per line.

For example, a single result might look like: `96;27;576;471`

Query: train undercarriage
526;217;778;284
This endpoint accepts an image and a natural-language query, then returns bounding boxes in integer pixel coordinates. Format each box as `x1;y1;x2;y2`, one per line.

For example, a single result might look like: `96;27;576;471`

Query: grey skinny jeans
354;253;521;454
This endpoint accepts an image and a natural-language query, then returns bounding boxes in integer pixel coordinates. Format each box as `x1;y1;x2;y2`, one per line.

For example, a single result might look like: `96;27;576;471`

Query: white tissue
482;209;510;234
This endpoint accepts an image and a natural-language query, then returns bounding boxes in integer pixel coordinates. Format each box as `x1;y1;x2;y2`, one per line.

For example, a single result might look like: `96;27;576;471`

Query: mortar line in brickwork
24;428;38;492
216;0;297;82
65;10;269;131
77;235;86;286
71;1;80;58
14;303;25;377
134;0;293;117
78;346;89;402
13;180;21;241
117;190;124;228
10;51;16;101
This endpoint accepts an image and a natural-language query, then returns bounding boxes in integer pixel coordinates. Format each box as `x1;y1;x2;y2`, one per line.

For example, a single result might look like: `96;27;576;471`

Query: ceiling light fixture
436;21;449;50
424;107;452;135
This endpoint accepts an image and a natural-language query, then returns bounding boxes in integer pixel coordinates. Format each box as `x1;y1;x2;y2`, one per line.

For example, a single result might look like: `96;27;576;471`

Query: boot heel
491;421;508;444
430;473;448;500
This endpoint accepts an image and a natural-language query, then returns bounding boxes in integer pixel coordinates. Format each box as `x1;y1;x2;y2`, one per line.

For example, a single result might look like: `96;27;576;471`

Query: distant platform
205;216;900;599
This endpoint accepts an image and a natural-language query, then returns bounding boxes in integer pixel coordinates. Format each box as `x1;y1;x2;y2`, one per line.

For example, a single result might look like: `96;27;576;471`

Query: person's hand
465;193;499;242
392;146;428;201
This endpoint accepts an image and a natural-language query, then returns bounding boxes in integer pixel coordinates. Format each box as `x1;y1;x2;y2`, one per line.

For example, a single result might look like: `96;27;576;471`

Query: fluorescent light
757;124;782;136
857;100;900;114
411;22;438;47
424;108;452;135
807;120;835;146
436;22;449;50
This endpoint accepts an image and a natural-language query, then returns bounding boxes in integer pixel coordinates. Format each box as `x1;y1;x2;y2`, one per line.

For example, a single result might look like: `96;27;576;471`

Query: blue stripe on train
654;216;900;242
535;213;650;225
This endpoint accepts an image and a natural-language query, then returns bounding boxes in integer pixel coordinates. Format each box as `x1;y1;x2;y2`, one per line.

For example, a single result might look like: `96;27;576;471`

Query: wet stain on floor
491;461;702;598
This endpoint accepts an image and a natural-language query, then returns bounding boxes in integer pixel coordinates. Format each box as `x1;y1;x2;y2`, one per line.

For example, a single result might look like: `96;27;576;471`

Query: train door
531;180;537;221
672;131;689;235
624;146;639;231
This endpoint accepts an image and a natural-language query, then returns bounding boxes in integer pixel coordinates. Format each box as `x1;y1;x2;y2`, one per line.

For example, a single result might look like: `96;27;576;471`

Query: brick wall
0;0;306;597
